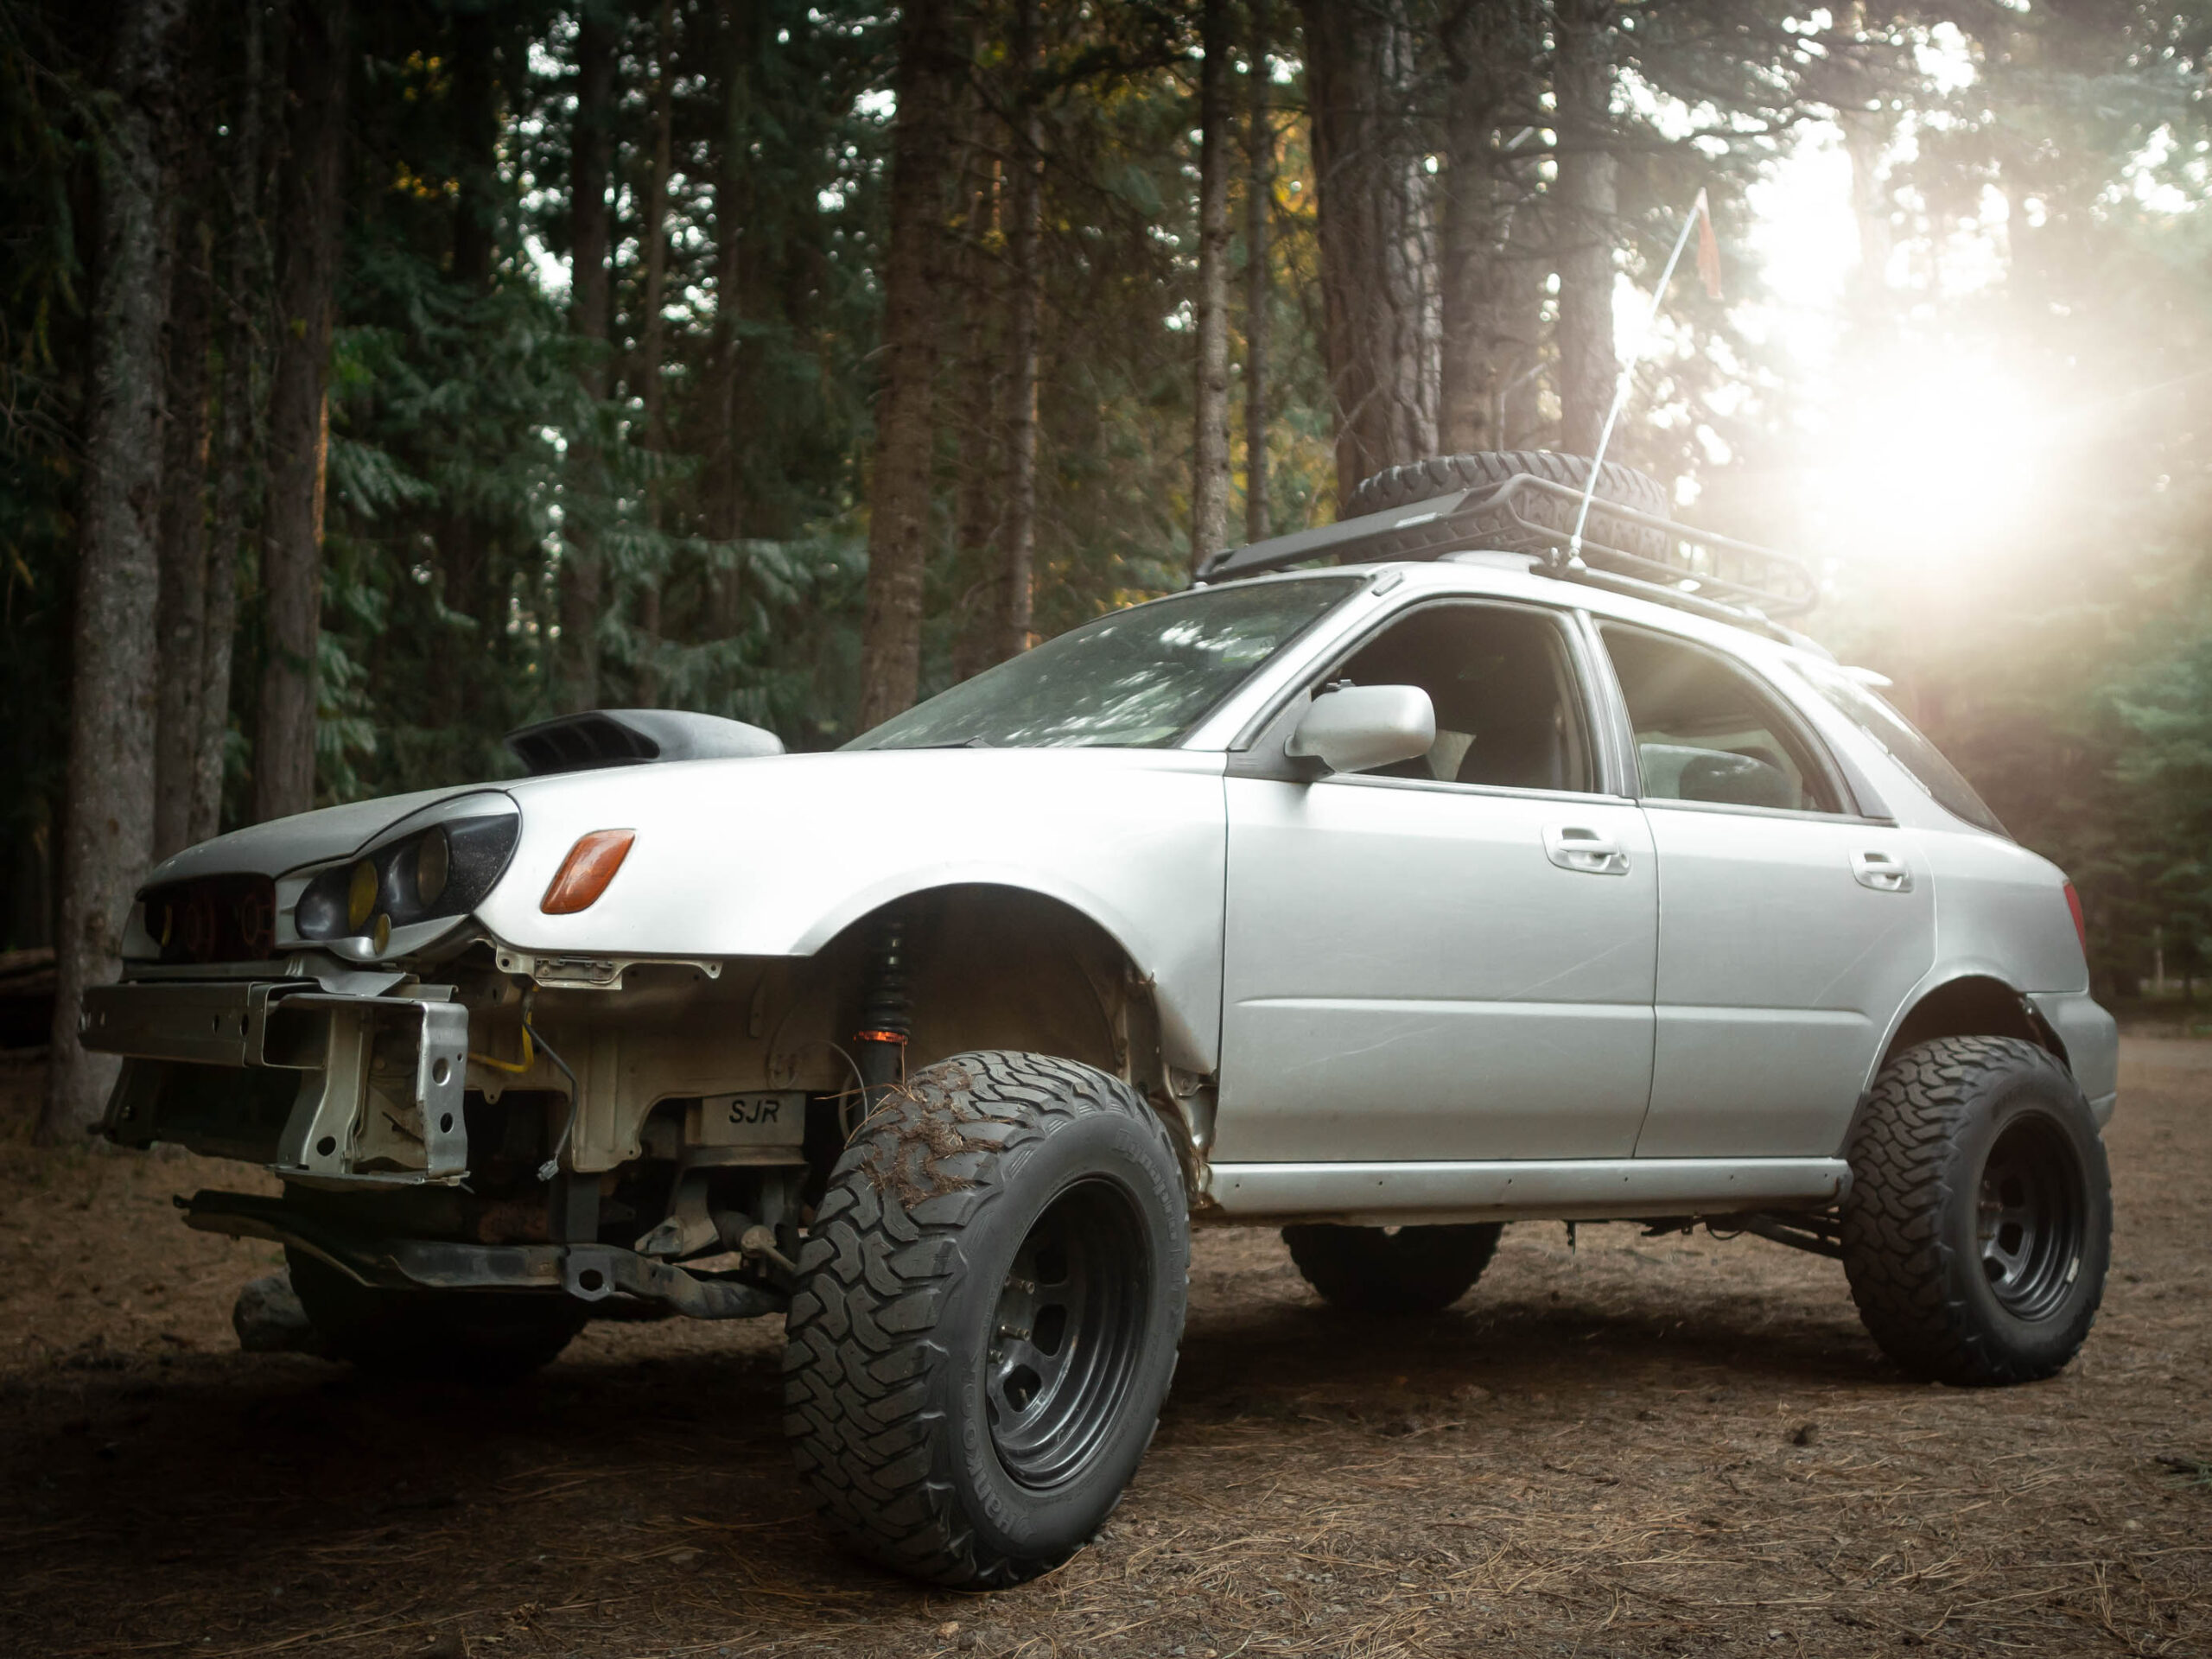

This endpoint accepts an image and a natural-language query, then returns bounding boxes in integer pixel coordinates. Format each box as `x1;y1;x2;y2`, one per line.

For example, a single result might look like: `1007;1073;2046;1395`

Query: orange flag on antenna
1694;188;1723;300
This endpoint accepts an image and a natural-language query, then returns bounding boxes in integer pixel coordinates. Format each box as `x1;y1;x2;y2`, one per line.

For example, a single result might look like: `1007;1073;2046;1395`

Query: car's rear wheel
1282;1222;1503;1314
782;1051;1188;1587
1840;1036;2111;1385
285;1249;588;1382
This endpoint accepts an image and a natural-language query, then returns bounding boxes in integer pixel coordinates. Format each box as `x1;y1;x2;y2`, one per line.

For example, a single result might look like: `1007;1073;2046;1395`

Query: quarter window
1600;626;1842;815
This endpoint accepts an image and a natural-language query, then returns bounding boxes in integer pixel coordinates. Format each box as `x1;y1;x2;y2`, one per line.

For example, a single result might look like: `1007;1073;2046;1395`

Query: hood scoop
504;709;785;776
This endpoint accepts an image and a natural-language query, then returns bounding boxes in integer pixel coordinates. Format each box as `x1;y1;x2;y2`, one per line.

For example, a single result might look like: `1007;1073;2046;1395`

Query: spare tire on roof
1343;449;1673;561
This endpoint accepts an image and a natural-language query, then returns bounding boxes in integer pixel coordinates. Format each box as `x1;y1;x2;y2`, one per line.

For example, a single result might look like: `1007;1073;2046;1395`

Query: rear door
1592;623;1935;1159
1211;600;1658;1165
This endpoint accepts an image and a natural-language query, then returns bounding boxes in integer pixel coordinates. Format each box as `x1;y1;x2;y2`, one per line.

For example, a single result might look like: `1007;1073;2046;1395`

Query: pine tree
44;0;190;1141
856;0;960;728
252;0;350;822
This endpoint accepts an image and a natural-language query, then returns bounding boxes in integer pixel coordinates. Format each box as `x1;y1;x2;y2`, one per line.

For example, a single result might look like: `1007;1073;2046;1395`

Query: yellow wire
467;1015;537;1076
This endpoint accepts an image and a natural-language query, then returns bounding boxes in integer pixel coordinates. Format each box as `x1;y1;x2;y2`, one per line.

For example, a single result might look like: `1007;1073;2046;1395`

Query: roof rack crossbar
1193;489;1495;583
1195;470;1818;629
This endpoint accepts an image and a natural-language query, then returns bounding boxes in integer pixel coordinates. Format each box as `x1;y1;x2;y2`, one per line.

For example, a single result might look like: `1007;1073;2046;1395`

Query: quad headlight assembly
283;791;521;962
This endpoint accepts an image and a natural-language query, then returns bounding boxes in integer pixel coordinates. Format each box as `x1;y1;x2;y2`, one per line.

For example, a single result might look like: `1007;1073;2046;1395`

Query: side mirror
1286;683;1436;775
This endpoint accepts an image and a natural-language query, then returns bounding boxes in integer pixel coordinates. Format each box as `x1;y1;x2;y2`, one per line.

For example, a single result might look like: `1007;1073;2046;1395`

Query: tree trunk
1298;0;1433;507
1436;0;1516;454
1495;194;1548;443
633;0;675;708
559;2;615;713
855;0;957;727
251;0;349;823
996;0;1040;664
44;0;189;1141
950;131;1002;686
1190;0;1231;569
709;0;757;637
429;2;503;737
153;180;213;861
1243;0;1272;544
1552;0;1618;457
198;0;271;846
1836;8;1893;314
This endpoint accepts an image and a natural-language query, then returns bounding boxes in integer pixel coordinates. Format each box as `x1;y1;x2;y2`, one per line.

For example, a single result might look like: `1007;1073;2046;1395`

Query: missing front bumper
86;979;469;1185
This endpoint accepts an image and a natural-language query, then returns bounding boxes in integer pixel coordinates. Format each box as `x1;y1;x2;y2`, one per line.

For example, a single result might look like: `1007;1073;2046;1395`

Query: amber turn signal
540;830;636;915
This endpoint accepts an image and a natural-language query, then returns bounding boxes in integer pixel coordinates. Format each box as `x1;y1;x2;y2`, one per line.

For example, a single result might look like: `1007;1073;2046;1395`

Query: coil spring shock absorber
852;912;911;1112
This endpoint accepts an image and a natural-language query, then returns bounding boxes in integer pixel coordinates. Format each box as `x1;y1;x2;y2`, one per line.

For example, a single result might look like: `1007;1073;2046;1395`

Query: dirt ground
1;1040;2206;1659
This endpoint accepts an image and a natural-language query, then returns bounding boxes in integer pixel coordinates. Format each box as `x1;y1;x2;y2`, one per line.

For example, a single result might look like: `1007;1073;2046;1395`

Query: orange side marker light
541;830;637;915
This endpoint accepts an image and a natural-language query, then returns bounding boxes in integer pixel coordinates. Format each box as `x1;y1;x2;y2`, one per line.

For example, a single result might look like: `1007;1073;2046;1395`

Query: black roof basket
1194;471;1818;640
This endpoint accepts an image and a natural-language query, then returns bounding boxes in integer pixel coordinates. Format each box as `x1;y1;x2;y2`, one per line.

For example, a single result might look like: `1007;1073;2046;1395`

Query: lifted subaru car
87;450;2114;1587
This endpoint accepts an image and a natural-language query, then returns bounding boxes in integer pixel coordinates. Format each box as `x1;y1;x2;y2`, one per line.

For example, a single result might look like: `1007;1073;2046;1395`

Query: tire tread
1840;1035;2107;1387
782;1050;1185;1586
1342;449;1672;559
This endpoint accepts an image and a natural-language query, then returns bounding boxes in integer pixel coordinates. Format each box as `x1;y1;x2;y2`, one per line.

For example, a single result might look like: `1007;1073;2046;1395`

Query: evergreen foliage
5;0;2212;1011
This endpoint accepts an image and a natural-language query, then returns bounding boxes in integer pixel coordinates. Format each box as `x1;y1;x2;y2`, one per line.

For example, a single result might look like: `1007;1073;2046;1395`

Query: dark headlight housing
294;812;520;945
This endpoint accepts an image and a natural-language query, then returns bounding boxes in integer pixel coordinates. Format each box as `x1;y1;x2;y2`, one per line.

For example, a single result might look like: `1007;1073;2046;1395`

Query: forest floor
0;1040;2207;1659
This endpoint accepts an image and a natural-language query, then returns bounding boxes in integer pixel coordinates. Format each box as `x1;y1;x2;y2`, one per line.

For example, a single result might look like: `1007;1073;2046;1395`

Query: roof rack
1195;471;1818;640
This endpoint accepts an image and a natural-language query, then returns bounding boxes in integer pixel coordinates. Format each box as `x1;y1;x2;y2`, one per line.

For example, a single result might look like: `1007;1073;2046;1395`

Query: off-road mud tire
1282;1223;1504;1315
782;1051;1189;1587
1840;1036;2111;1387
1343;449;1672;561
284;1249;588;1382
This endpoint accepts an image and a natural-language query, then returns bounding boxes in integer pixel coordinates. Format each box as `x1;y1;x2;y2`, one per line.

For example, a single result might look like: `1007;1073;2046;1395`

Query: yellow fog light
372;912;392;954
346;861;378;930
416;827;450;906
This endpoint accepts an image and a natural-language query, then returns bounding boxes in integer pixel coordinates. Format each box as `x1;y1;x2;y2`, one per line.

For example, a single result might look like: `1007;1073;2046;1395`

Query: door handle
1545;825;1630;876
1851;849;1913;893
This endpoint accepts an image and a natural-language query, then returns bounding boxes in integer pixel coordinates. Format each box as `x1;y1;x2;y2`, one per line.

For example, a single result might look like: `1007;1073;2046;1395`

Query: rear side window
1599;625;1842;815
1793;658;2007;836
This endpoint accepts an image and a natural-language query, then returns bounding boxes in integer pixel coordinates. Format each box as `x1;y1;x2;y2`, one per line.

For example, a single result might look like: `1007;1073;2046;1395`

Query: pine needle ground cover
0;1039;2205;1657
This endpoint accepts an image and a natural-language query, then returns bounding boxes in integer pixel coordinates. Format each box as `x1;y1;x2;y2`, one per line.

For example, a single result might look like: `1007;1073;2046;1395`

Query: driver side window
1332;603;1597;793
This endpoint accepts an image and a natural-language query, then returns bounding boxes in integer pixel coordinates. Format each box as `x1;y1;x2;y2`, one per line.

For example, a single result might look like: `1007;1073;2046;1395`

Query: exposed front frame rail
180;1189;787;1320
89;979;471;1186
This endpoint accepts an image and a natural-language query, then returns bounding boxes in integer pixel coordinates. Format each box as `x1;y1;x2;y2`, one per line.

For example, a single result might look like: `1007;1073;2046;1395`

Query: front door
1211;601;1659;1165
1593;623;1936;1159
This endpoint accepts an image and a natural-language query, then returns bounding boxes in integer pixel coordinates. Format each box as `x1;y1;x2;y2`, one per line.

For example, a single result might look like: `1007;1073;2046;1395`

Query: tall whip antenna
1567;188;1720;562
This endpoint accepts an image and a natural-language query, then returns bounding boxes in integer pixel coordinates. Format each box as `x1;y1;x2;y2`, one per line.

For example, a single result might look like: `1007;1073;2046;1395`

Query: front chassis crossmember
90;978;469;1184
181;1190;787;1320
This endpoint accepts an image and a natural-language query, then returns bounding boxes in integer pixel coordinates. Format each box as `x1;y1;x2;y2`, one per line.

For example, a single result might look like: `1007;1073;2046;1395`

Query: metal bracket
493;947;724;992
269;995;469;1185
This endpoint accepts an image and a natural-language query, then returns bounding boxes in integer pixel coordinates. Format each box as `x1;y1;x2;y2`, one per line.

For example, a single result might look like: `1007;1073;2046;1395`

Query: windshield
849;577;1363;751
1794;658;2008;836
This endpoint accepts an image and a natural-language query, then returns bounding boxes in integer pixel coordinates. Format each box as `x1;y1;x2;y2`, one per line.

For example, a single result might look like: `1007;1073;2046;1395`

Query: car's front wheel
1840;1036;2111;1386
782;1051;1189;1587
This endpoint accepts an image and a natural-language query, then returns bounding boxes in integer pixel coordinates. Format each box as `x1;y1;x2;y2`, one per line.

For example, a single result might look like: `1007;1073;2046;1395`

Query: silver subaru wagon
82;449;2115;1588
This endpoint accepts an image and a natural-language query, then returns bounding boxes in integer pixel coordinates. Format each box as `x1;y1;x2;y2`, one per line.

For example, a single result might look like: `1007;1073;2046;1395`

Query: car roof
1199;553;1839;675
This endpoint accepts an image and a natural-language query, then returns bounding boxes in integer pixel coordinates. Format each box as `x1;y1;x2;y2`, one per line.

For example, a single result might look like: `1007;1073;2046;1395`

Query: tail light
2063;881;2088;961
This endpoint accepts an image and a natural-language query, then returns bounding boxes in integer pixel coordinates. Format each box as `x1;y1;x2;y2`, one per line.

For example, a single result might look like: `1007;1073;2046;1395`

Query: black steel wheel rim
1976;1112;2087;1321
985;1179;1151;1491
